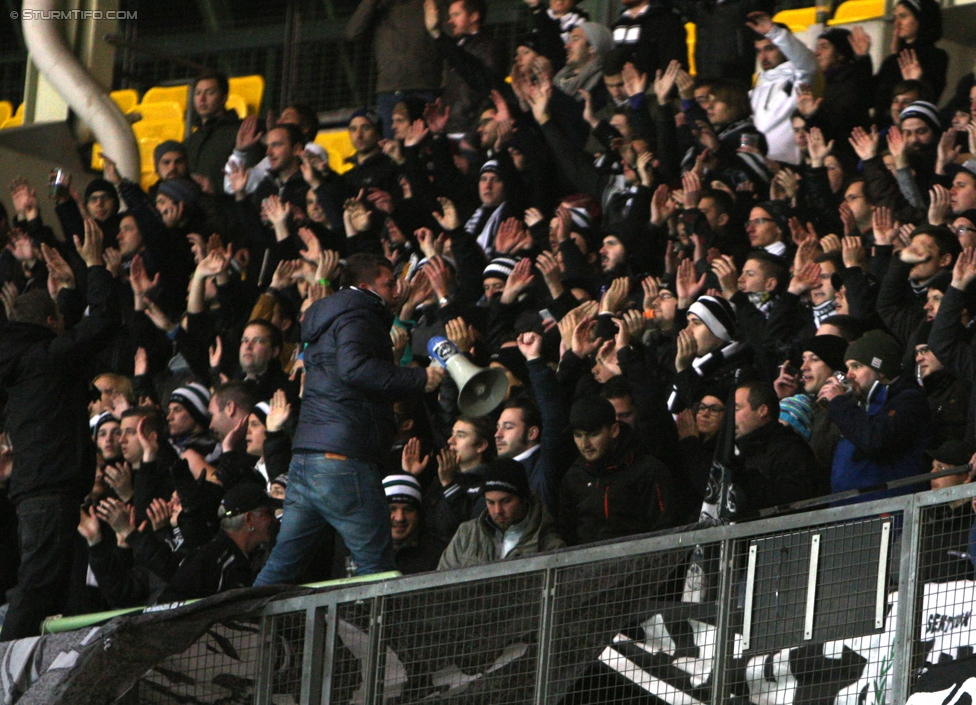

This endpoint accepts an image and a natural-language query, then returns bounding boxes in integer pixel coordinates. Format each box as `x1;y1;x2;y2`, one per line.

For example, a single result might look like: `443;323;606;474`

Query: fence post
361;596;385;704
254;614;273;705
710;538;736;704
533;568;556;705
892;502;923;702
300;605;329;705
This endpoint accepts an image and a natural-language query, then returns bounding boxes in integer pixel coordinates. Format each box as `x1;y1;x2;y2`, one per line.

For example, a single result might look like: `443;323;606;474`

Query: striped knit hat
899;101;942;134
383;474;423;507
688;296;737;343
167;383;211;430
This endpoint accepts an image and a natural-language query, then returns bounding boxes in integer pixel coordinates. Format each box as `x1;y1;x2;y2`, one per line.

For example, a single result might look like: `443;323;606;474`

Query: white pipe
21;0;140;181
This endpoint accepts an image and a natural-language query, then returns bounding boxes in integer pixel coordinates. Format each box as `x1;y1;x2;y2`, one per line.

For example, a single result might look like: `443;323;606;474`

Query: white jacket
750;24;817;165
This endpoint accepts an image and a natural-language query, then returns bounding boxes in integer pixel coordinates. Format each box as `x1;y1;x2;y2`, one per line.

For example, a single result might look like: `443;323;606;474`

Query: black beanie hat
800;334;848;372
482;458;532;499
85;178;117;202
818;28;855;63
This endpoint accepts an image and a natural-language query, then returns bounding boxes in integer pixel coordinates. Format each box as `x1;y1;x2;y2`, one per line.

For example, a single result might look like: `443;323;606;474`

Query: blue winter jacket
292;287;427;463
828;375;931;500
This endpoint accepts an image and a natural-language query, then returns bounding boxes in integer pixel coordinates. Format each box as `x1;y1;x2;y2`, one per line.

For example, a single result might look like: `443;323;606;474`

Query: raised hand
343;191;372;234
682;171;702;209
517;330;543;361
432;197;460;231
436;447;460;487
887;125;907;169
675;258;706;308
745;10;774;34
536;250;564;299
650;183;675;226
653;60;681;105
41;243;76;299
788;261;822;295
872;206;897;246
842;235;866;269
445;316;475;353
74;218;105;267
500;257;535;304
266;389;292;433
848;126;879;161
936;128;961;175
495;217;532;254
848;25;871;56
600;276;630;314
807;127;833;168
621;61;648;98
711;255;739;299
897;48;922;81
928;184;952;226
402;437;429;475
423;99;451;135
571;316;600;358
952;246;976;290
236;115;264;151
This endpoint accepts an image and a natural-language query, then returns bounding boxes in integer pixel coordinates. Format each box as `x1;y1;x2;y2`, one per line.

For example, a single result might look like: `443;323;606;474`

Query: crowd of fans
1;0;976;642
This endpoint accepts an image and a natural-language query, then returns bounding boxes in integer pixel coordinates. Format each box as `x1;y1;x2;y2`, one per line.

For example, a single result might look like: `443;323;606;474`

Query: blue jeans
254;453;395;585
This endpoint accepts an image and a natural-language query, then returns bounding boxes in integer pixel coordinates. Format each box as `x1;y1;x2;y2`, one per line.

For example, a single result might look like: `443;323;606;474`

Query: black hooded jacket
556;424;679;546
0;266;120;503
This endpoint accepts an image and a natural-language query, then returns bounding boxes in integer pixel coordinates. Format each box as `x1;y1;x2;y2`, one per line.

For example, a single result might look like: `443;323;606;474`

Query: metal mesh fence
65;485;976;704
722;515;899;704
367;572;545;703
267;610;307;703
911;498;976;691
547;546;698;704
134;617;265;703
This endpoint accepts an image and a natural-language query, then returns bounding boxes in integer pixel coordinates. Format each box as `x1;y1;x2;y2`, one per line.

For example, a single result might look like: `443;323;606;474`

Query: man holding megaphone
255;254;444;584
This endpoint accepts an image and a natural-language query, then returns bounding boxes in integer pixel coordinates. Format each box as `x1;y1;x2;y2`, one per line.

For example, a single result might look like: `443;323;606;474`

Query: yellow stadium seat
315;129;356;175
225;94;248;119
228;75;264;116
110;89;139;114
685;23;697;76
828;0;885;25
0;101;11;125
772;7;818;33
133;118;185;143
91;142;104;170
128;101;184;123
142;85;189;112
1;103;24;129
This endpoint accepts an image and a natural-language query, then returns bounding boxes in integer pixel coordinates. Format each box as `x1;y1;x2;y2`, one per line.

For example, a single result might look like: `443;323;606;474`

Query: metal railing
126;480;976;704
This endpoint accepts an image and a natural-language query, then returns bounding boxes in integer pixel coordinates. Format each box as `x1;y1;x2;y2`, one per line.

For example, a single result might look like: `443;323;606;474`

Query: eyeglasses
954;226;976;237
915;345;931;355
693;403;725;415
746;217;775;227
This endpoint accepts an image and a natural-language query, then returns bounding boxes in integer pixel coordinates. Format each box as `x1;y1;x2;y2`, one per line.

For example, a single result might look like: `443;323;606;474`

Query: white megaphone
427;336;509;417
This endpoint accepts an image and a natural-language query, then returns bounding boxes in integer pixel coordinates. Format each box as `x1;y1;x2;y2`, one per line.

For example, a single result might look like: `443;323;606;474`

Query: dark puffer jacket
734;420;819;513
557;425;680;546
292;286;427;463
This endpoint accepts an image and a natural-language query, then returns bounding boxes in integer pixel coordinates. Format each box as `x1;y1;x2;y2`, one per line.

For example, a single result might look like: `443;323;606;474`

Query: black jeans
1;494;78;641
